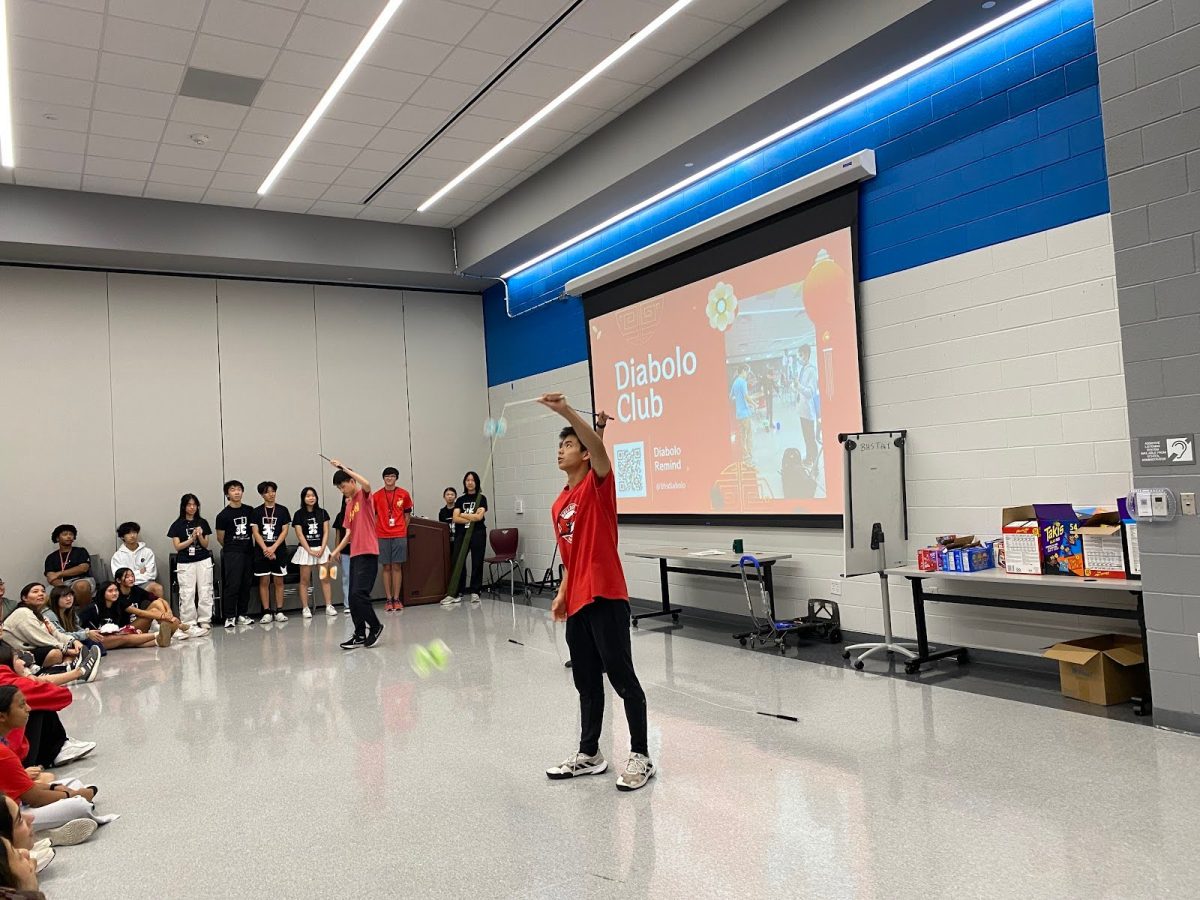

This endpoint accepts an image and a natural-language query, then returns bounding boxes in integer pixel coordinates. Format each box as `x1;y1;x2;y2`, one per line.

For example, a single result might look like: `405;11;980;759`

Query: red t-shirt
0;667;71;712
552;468;628;618
344;486;380;557
0;740;32;801
372;487;413;539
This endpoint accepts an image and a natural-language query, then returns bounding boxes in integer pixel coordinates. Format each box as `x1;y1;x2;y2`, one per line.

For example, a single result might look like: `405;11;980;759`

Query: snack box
1077;508;1126;580
1002;504;1082;576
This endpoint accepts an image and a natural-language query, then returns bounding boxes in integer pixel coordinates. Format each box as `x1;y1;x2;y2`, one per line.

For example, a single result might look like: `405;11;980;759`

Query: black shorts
254;550;288;577
30;646;57;666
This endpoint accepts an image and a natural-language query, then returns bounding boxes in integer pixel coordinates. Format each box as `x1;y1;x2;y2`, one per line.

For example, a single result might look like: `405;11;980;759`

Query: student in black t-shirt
43;525;93;592
104;568;183;645
81;581;163;650
438;487;457;529
291;487;334;619
167;493;214;639
215;479;255;628
251;481;290;624
442;471;487;606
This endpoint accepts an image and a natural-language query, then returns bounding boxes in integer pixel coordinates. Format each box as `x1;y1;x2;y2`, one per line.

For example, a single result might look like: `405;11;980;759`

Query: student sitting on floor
0;648;94;768
1;587;86;673
42;526;92;593
0;835;42;899
0;687;114;846
109;522;165;601
44;588;104;669
107;568;185;641
0;797;45;877
79;581;170;649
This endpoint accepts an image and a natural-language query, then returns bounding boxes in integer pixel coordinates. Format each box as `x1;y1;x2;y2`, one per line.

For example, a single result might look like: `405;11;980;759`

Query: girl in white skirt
291;487;334;619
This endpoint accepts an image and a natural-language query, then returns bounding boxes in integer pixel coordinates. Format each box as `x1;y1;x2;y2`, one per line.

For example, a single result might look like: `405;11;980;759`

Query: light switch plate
1182;492;1197;516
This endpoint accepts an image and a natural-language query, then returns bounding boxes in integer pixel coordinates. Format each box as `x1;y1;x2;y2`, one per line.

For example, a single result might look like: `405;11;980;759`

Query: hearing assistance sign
1137;434;1196;466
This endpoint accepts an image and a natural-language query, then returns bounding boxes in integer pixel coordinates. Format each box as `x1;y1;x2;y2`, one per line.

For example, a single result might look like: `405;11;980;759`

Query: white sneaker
53;740;96;766
302;607;313;619
224;618;236;628
39;818;98;846
176;628;191;641
237;616;254;626
274;612;287;623
440;595;461;606
470;593;482;604
325;606;338;617
546;751;607;780
32;846;54;873
343;606;351;615
616;753;656;791
259;613;273;625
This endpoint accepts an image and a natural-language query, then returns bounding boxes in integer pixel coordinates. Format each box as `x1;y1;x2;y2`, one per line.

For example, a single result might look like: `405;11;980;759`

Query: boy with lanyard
372;467;413;612
250;481;290;624
328;459;384;649
43;526;92;591
539;394;655;792
215;480;256;628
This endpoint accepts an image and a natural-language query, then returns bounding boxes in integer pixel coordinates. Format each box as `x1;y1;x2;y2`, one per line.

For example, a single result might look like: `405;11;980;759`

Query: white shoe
274;612;287;623
325;606;338;617
175;628;191;641
440;595;461;606
302;607;313;619
53;740;96;766
259;613;273;625
237;616;254;626
470;593;482;604
224;618;236;628
616;753;657;792
546;751;607;780
38;818;98;846
343;606;351;615
32;846;54;873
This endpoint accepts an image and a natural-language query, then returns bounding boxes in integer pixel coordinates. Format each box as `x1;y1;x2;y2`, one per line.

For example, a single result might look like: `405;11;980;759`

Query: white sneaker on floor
32;840;50;853
470;593;482;604
237;616;254;626
546;751;607;780
325;606;338;617
274;611;288;623
175;628;191;641
53;740;96;766
440;595;461;606
224;618;236;628
302;607;313;619
259;613;273;625
616;753;656;792
343;606;352;614
39;818;98;846
32;846;54;873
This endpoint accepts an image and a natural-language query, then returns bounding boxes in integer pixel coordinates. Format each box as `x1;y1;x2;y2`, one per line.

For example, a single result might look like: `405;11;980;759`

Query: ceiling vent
178;68;264;107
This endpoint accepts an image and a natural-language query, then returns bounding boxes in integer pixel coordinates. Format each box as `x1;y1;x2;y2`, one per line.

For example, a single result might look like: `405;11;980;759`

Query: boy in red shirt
540;394;654;791
372;466;413;612
329;459;384;650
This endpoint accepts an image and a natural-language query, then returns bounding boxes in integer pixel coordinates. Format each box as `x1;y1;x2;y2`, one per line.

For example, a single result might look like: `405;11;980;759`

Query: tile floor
40;598;1200;899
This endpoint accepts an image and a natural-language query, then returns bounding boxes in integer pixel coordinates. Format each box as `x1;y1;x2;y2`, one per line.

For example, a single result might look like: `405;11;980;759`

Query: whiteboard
841;431;908;577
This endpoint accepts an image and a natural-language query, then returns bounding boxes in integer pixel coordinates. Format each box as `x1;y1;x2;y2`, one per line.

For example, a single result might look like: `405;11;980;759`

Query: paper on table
688;549;724;557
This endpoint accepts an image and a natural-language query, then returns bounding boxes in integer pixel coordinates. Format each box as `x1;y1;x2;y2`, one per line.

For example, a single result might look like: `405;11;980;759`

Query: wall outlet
830;580;841;596
515;497;524;515
1182;493;1196;516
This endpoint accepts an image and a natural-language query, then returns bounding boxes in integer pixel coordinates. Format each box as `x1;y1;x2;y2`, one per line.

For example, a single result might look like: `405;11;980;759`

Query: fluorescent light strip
500;0;1055;279
417;0;696;213
0;0;14;168
259;0;405;195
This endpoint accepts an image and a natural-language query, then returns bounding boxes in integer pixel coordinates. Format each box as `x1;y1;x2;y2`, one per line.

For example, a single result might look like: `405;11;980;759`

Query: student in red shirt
539;394;655;792
329;459;384;650
372;467;413;612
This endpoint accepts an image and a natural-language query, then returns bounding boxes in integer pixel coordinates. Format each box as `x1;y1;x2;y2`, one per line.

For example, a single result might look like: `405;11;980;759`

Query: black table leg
903;577;969;673
631;557;682;627
764;563;777;620
1132;590;1152;716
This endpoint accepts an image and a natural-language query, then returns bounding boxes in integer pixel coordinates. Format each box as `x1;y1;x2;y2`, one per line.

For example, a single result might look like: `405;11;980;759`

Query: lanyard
59;549;72;571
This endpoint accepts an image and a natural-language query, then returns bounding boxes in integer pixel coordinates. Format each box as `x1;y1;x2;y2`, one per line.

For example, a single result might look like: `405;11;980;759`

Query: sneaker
274;611;288;623
156;622;177;647
39;818;98;846
470;594;482;604
175;627;191;641
440;595;461;606
32;846;54;874
237;616;254;626
339;635;366;650
32;840;50;853
384;600;392;612
259;613;273;625
325;606;338;617
364;624;384;648
546;751;607;780
395;601;404;612
302;607;313;620
78;647;101;684
615;753;656;792
53;740;96;766
343;606;352;614
224;618;236;628
67;652;81;671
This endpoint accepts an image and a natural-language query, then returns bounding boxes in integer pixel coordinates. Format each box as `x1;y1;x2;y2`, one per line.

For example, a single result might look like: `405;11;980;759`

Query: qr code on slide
614;441;647;499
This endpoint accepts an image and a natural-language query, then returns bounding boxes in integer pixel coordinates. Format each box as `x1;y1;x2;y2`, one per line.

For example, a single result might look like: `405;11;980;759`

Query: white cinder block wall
488;215;1136;656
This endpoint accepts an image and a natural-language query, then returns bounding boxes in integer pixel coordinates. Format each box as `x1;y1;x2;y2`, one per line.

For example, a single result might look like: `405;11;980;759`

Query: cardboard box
917;547;938;572
1043;634;1148;706
952;544;995;572
1002;507;1041;574
1077;509;1126;579
1001;504;1082;576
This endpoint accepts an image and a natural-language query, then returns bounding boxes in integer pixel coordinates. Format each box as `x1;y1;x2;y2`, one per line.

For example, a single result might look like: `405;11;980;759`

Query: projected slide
588;228;862;516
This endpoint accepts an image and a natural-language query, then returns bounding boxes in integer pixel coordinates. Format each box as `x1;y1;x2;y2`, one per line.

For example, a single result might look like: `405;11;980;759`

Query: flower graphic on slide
706;281;738;331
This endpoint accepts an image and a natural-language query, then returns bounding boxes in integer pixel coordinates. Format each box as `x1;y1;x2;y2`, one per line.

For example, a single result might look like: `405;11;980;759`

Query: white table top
887;565;1141;593
628;547;793;564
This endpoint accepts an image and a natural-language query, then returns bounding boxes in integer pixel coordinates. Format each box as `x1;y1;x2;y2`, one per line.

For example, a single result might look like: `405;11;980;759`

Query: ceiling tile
300;0;384;26
265;178;325;199
84;156;153;180
347;149;397;172
335;168;385;189
490;0;572;19
86;134;160;162
190;34;280;80
408;77;478;112
10;37;98;81
344;66;424;104
201;0;299;47
98;53;185;93
599;45;680;84
202;188;260;207
209;171;264;192
281;160;343;183
392;0;486;44
423;178;494;203
538;102;605;132
241;107;306;138
108;0;206;30
103;18;195;64
257;196;316;214
403;209;458;227
294;141;360;167
89;112;166;143
371;172;441;194
93;83;175;118
13;72;94;109
16;148;85;174
14;101;92;133
169;96;249;130
286;15;367;59
81;174;147;196
647;13;732;57
370;33;454;76
460;12;544;56
562;0;667;41
403;155;487;181
385;104;449;132
149;163;215;188
432;47;507;86
686;24;740;61
15;125;88;155
569;76;642;111
255;81;323;115
228;131;291;156
163;121;237;153
317;185;368;203
529;29;620;72
702;0;783;25
419;134;489;163
507;123;575;152
308;201;364;218
647;55;696;89
355;206;409;222
35;0;104;11
144;183;209;202
308;118;380;147
10;2;103;50
154;144;226;171
496;61;577;100
269;51;343;90
220;153;276;176
326;93;401;128
368;189;423;210
15;169;83;190
469;88;545;123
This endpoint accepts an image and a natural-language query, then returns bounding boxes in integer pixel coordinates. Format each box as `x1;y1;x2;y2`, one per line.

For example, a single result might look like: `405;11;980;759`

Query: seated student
80;582;169;649
42;589;102;679
109;522;164;601
1;587;85;672
42;527;92;592
0;648;93;768
0;835;42;899
0;798;50;878
102;569;183;643
0;687;112;846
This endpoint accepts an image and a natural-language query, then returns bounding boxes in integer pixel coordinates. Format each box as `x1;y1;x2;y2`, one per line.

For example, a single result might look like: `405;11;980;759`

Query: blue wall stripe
484;0;1109;387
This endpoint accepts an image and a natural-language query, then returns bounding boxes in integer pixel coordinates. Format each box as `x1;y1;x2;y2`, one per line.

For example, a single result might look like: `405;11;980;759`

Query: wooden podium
402;517;451;606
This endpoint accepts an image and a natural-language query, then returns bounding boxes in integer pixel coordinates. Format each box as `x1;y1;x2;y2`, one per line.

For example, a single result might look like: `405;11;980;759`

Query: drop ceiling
1;0;788;228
